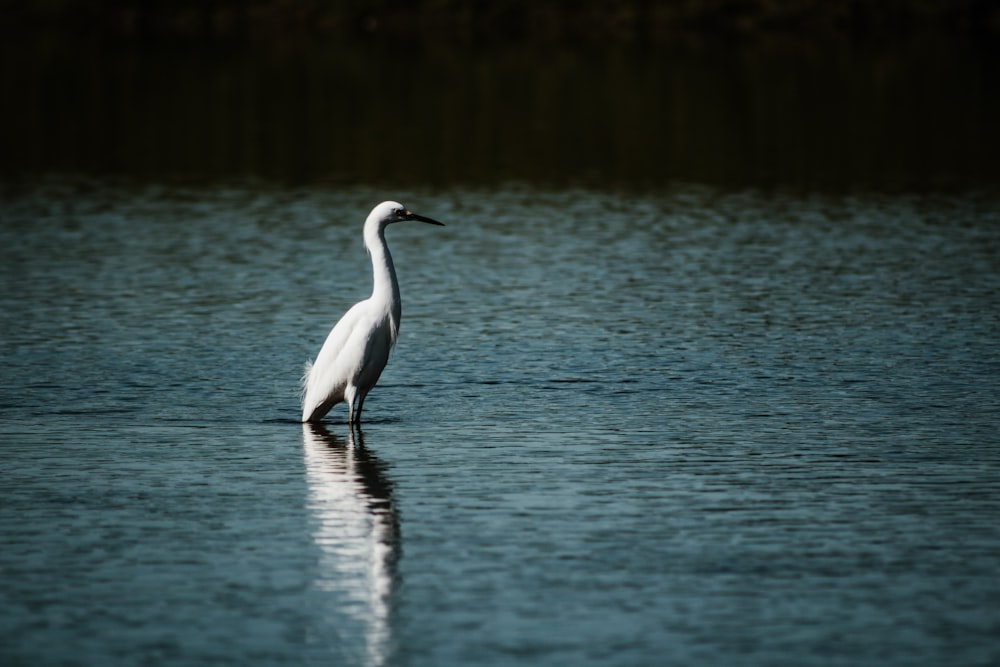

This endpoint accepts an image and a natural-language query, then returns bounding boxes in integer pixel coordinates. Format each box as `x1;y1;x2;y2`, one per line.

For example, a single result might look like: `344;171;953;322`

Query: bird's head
368;201;445;228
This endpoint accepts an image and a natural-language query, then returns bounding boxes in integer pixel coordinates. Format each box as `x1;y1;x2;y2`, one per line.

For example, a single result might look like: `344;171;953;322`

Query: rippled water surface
2;181;999;666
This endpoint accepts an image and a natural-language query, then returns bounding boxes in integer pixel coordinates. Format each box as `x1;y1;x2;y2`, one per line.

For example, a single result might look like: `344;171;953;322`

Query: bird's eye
394;208;405;216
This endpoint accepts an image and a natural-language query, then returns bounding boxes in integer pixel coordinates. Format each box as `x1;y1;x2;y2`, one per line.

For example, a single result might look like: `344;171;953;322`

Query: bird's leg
345;386;357;425
355;392;366;424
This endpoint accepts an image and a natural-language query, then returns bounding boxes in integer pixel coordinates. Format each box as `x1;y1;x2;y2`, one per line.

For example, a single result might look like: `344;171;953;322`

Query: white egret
301;201;444;424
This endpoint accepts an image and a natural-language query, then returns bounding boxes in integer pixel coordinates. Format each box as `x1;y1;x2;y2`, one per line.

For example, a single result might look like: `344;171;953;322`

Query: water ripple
1;181;998;666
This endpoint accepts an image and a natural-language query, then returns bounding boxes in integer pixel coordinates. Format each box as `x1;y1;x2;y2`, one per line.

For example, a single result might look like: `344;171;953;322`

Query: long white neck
364;220;401;339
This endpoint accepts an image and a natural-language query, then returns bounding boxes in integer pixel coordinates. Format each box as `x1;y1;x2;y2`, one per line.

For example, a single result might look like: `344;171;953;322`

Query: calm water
2;180;1000;666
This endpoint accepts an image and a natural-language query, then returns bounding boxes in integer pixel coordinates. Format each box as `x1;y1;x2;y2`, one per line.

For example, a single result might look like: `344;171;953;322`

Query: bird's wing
353;316;394;393
302;300;370;420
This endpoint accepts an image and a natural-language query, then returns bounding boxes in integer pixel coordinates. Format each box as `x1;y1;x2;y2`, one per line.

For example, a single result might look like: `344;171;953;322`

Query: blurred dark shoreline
3;1;999;46
2;2;999;192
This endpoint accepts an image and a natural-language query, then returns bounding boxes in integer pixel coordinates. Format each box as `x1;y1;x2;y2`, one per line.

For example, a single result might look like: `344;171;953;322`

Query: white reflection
302;424;399;667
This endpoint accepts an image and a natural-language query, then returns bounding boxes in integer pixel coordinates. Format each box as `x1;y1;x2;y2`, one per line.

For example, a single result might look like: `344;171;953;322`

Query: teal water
2;181;999;665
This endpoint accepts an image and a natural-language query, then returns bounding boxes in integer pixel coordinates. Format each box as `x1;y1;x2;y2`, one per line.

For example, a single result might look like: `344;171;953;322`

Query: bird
301;201;444;425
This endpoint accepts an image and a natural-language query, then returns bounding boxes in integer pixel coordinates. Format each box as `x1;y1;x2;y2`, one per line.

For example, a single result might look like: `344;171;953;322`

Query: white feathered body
301;201;406;423
301;296;399;423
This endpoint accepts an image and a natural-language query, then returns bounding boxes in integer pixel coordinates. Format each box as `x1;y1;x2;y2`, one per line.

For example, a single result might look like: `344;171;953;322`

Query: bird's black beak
405;210;445;226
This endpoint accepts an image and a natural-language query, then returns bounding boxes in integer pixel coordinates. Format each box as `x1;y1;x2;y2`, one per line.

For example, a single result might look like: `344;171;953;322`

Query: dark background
2;0;999;191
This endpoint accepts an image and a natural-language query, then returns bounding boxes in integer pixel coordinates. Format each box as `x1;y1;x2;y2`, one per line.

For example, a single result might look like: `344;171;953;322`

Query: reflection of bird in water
302;423;400;666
